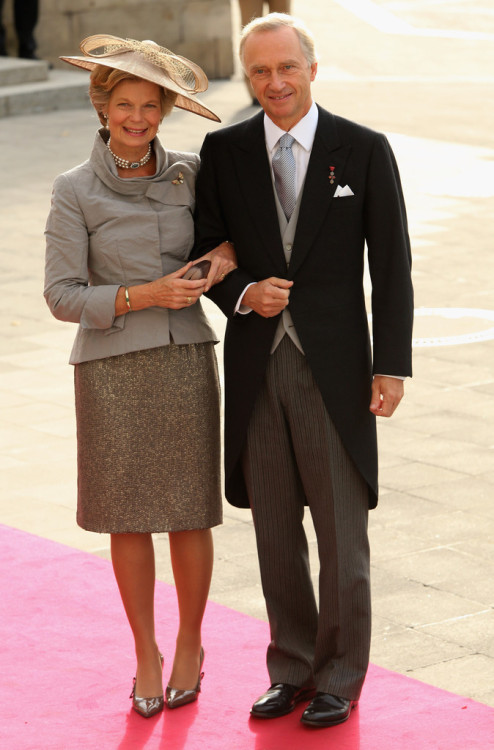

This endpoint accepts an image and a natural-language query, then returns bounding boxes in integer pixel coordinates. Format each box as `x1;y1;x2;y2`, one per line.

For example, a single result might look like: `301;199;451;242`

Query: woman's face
104;78;162;155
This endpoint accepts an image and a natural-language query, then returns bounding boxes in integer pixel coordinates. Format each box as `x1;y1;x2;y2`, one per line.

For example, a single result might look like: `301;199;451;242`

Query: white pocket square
334;184;354;197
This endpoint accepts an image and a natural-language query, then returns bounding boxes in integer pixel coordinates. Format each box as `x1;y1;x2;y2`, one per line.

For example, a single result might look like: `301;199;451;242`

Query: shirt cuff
375;374;406;380
234;282;256;315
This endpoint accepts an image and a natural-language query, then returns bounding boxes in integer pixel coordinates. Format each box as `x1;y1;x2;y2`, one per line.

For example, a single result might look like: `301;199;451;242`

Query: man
194;13;413;728
238;0;292;104
0;0;38;59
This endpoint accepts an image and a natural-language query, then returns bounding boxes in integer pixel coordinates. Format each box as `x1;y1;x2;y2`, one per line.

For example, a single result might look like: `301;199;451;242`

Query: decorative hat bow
79;34;208;94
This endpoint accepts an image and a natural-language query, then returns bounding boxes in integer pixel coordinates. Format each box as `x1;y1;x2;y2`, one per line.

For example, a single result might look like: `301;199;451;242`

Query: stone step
0;56;49;86
0;68;90;118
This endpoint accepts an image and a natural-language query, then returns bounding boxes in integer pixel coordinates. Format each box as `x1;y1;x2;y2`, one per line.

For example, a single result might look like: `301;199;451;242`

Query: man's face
243;26;317;131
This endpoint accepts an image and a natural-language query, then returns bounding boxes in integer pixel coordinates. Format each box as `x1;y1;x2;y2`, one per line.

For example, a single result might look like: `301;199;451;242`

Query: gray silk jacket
44;129;216;364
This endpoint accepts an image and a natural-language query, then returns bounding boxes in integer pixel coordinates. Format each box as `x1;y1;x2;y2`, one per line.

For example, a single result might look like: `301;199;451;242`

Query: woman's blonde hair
89;65;177;126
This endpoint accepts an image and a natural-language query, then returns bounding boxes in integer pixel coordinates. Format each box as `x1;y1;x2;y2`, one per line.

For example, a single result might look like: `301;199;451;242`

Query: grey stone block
0;71;90;118
31;0;234;79
0;58;49;87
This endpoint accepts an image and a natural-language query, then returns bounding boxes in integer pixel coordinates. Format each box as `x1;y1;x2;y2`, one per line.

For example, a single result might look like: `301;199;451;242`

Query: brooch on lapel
171;172;184;185
329;166;335;185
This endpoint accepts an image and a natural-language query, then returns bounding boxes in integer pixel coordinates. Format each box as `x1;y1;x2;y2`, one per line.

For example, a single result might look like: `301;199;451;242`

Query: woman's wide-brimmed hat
60;34;220;122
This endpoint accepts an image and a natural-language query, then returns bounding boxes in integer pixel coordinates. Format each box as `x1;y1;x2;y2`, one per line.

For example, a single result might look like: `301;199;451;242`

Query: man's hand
196;242;238;291
243;277;294;318
369;375;404;418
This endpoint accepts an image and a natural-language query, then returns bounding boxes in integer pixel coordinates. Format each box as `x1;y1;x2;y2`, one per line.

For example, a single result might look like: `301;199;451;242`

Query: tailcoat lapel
289;107;351;277
231;113;287;274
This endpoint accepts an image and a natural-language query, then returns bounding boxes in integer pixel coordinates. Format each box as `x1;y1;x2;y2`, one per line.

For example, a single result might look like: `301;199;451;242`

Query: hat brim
60;54;220;122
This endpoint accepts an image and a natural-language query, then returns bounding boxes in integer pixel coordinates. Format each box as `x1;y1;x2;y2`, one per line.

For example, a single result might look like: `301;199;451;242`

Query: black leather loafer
251;683;315;718
300;693;357;727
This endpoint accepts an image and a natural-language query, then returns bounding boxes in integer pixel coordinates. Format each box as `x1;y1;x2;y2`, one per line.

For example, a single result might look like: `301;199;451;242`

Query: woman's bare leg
168;528;214;689
111;533;163;697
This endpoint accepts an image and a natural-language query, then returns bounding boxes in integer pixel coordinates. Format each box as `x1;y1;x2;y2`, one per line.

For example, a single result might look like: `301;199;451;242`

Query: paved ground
1;0;493;708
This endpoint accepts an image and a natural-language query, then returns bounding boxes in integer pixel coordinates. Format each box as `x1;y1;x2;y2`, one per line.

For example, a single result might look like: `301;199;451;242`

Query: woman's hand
195;241;238;291
116;263;208;316
114;248;236;316
150;263;208;309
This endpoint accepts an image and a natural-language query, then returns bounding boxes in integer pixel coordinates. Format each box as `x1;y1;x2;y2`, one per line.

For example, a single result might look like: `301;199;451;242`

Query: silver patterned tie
272;133;296;220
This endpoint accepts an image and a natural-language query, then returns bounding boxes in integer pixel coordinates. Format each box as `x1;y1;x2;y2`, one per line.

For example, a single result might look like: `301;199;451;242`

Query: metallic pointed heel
130;652;164;718
166;647;204;709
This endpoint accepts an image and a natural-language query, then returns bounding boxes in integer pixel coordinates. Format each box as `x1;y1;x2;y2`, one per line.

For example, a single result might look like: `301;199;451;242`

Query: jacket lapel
289;107;351;277
231;113;287;274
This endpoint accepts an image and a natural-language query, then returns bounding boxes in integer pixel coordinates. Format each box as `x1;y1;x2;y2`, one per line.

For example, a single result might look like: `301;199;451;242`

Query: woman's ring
186;296;192;304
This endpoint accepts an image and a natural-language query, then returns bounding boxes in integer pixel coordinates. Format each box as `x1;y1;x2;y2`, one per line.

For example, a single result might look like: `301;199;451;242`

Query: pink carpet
1;524;492;750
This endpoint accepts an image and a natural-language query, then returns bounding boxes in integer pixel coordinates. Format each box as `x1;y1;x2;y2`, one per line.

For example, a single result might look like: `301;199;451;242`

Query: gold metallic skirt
74;343;222;533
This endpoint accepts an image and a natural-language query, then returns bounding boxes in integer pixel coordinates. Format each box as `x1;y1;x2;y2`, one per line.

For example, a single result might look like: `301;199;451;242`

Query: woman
44;35;235;718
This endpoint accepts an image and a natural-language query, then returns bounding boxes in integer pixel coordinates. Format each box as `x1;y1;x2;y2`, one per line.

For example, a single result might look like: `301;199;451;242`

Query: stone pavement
1;0;493;708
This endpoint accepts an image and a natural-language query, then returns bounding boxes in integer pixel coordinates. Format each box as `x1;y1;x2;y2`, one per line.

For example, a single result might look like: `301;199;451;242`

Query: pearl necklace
107;138;152;170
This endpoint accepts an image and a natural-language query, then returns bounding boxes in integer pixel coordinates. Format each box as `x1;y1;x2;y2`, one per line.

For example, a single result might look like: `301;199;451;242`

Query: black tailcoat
193;105;413;509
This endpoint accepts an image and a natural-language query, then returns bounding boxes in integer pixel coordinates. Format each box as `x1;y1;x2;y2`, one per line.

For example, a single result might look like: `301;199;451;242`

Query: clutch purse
182;260;211;280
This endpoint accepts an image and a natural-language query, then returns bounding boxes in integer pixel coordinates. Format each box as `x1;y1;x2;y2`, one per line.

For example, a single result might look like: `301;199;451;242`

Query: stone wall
2;0;234;79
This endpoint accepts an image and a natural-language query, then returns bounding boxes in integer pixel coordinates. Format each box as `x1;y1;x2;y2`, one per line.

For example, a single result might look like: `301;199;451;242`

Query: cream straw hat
60;34;220;122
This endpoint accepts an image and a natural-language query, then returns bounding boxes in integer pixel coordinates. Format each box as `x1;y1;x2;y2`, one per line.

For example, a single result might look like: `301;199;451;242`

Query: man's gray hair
239;12;318;70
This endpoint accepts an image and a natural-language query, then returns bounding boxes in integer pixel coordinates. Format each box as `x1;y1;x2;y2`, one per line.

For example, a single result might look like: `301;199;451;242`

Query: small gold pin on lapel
172;172;184;185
